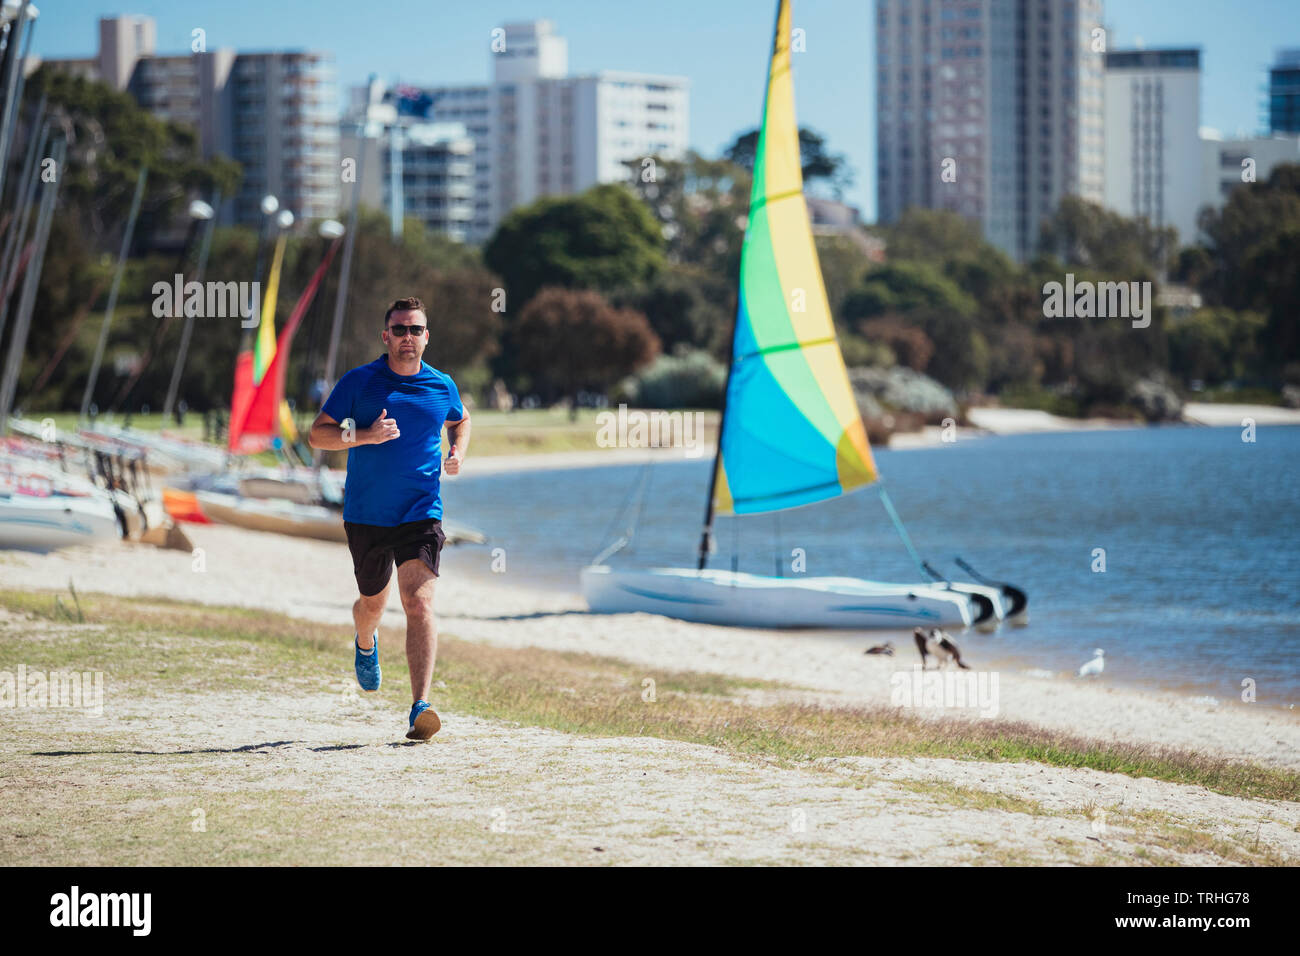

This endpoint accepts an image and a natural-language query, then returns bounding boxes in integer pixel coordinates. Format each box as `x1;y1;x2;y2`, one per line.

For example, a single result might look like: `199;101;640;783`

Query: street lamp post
297;218;344;409
162;195;219;421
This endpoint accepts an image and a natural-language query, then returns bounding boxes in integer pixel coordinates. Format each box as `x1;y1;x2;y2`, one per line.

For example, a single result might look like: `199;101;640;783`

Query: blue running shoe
354;631;380;692
406;699;441;740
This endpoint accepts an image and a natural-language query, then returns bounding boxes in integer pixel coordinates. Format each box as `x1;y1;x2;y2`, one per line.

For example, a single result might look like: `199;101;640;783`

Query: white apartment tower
350;21;689;244
875;0;1105;261
1103;49;1201;244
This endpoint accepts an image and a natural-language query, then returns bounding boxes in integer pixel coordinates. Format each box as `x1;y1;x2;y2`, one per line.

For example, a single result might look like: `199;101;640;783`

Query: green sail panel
712;0;877;516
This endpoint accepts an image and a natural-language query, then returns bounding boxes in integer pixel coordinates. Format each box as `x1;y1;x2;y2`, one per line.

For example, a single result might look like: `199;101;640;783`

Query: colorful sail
712;0;877;516
253;234;287;386
229;237;341;453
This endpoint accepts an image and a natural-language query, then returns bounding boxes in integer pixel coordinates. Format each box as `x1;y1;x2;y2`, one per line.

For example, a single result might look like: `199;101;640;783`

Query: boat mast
696;326;736;570
697;0;787;572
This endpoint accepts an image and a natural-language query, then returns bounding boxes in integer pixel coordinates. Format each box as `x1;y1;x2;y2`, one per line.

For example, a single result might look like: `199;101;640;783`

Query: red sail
228;238;342;453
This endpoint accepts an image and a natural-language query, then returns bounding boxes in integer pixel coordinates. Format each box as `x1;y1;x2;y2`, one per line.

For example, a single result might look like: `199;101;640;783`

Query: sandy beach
883;402;1300;450
3;510;1297;865
1181;402;1300;427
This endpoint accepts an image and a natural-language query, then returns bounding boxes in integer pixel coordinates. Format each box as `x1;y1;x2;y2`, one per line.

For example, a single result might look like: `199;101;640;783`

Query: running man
308;296;470;741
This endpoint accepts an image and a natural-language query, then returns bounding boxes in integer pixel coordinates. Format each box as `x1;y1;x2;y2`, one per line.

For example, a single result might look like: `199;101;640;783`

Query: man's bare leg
353;578;391;650
397;557;438;702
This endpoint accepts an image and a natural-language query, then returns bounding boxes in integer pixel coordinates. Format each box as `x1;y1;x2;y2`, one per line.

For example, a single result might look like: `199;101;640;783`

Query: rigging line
877;484;926;579
773;509;781;577
591;457;652;564
625;454;655;552
731;512;739;574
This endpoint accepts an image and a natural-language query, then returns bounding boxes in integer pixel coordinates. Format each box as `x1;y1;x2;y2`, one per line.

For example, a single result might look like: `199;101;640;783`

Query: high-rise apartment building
224;52;339;226
875;0;1105;261
1103;48;1201;243
32;17;340;229
346;21;689;244
339;85;477;243
1201;132;1300;209
1268;49;1300;134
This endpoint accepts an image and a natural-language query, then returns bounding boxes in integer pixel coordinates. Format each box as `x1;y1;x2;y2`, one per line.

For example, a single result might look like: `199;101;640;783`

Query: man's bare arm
444;411;471;475
308;410;399;450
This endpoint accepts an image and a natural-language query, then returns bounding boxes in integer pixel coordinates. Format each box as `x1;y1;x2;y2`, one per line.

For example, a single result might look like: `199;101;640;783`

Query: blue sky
34;0;1300;220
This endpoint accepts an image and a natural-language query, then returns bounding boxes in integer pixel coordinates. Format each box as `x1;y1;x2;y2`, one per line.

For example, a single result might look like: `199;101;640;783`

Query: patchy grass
1112;807;1292;867
2;590;1296;805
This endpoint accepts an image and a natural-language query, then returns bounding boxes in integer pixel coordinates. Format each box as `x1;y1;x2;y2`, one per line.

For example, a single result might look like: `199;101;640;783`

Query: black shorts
344;518;446;596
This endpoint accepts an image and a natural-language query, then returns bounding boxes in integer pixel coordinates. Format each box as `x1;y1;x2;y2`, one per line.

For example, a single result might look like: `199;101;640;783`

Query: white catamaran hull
581;565;976;629
943;582;1006;630
0;492;122;551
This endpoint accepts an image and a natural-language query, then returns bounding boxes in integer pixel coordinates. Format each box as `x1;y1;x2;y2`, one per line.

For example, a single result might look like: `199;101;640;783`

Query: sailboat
0;450;122;550
581;0;1026;630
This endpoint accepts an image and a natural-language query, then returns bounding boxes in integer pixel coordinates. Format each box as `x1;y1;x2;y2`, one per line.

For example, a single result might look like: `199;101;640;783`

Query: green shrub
623;348;726;409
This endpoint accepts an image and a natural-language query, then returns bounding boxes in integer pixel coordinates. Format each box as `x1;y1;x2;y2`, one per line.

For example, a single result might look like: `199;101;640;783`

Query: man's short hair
384;296;426;326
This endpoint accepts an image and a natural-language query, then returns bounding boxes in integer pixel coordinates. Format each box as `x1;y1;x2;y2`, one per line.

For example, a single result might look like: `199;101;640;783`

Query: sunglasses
387;324;427;338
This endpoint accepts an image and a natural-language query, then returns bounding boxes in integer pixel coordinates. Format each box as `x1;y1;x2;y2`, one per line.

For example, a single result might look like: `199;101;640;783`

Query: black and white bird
864;642;895;656
913;627;970;670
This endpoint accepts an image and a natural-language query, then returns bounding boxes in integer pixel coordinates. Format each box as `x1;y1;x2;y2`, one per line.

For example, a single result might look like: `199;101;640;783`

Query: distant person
309;377;328;406
308;296;470;741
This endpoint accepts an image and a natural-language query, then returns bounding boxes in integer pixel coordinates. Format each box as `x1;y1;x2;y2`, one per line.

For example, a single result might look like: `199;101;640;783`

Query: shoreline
448;562;1295;713
456;402;1300;468
3;523;1296;771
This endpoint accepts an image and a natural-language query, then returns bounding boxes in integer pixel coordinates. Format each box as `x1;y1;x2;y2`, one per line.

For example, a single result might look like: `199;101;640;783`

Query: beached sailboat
0;453;122;550
582;0;1026;630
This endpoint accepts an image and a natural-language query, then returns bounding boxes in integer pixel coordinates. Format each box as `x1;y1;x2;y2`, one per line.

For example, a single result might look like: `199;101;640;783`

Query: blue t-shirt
321;355;464;526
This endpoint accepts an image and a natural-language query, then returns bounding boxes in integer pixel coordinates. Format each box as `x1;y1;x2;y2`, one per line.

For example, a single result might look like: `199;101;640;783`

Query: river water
444;424;1300;706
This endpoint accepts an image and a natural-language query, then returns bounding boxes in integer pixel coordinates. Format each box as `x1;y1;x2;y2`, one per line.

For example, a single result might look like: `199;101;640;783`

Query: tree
1037;196;1176;277
1198;165;1300;309
723;126;853;198
839;262;988;391
12;67;242;413
513;288;660;413
840;261;977;323
22;66;241;252
483;184;665;309
333;210;502;385
621;151;751;279
815;233;877;321
610;263;732;356
858;317;934;372
1168;308;1266;386
1197;166;1300;373
875;208;988;263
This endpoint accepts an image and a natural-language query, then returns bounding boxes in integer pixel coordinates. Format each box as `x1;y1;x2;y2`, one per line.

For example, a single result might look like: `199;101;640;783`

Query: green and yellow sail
713;0;877;516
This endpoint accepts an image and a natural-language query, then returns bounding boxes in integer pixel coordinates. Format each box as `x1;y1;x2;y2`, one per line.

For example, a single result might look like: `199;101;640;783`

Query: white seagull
1077;648;1105;678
